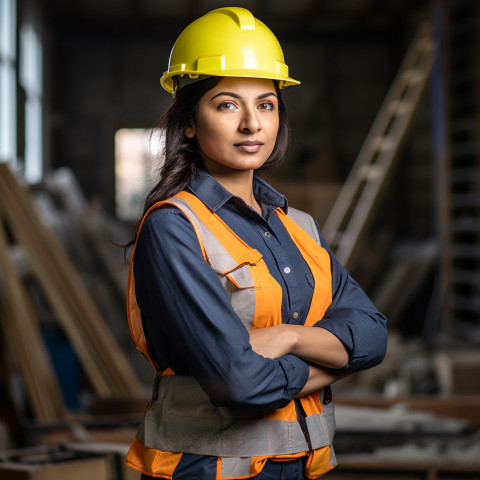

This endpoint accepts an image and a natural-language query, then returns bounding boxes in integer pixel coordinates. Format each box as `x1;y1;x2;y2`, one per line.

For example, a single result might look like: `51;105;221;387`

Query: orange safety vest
126;191;336;479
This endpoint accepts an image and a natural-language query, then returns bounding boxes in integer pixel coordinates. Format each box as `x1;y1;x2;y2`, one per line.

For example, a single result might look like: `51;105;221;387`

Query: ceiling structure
44;0;430;36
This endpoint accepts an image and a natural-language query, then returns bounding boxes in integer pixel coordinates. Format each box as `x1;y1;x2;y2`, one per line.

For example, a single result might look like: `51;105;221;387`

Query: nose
239;106;260;134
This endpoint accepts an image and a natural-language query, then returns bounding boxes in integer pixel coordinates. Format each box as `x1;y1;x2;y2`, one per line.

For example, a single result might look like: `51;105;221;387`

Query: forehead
207;77;276;97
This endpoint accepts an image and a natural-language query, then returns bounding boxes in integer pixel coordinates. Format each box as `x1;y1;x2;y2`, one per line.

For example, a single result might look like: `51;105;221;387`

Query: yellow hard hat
160;7;300;94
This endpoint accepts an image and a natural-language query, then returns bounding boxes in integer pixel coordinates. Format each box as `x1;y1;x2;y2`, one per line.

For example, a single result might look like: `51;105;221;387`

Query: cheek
268;111;280;131
197;126;217;146
195;126;223;157
196;113;224;141
269;119;280;143
200;121;234;148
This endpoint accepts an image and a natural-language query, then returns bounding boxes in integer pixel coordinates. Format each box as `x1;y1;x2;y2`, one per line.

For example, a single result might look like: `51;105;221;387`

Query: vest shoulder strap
286;207;321;246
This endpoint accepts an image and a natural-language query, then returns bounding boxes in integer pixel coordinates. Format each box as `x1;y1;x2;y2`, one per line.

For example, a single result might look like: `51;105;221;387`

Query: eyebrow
209;91;278;101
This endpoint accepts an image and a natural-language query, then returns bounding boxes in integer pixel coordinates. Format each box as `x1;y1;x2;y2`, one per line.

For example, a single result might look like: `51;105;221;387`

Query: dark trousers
141;457;308;480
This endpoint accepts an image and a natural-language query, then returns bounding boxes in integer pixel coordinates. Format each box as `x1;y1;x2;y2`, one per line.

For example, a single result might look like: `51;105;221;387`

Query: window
20;1;43;183
0;0;17;165
114;128;164;221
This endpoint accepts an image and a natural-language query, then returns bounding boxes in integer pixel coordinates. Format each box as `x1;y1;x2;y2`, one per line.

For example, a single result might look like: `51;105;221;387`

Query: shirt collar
187;169;289;214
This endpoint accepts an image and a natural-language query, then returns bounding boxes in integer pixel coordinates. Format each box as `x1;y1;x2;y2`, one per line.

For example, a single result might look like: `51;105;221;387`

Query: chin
234;155;270;170
234;162;268;172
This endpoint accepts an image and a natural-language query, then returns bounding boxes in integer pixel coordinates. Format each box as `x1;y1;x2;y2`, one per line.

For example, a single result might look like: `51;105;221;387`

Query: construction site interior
0;0;480;479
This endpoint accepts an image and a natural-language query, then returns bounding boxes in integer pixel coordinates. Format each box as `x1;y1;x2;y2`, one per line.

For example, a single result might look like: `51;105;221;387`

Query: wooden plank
44;169;128;301
0;176;113;396
8;170;141;395
0;164;144;398
0;219;66;421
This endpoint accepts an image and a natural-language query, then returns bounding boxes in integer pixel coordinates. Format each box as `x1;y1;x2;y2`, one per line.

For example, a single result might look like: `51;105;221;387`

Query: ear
185;123;196;138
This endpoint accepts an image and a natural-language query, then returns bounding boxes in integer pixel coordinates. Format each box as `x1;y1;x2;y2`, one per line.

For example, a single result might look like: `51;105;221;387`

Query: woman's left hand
249;324;349;370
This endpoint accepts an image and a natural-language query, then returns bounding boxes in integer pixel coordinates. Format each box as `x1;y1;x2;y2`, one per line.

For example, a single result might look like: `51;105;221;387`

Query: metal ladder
322;19;434;271
440;0;480;335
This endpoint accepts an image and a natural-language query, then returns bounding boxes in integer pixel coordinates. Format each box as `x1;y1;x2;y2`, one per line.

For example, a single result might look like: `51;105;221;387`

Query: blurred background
1;0;479;478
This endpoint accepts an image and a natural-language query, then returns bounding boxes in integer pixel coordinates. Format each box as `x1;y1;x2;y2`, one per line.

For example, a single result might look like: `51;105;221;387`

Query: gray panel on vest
330;445;337;466
305;401;336;448
138;376;311;457
221;457;252;477
287;207;321;245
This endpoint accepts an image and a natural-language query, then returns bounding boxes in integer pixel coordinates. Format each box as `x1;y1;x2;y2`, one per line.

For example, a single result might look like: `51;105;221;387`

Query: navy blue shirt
134;170;387;411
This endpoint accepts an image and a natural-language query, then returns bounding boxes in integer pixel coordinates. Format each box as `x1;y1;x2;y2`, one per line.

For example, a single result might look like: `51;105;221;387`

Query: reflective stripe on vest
160;194;282;331
136;375;335;457
126;191;336;479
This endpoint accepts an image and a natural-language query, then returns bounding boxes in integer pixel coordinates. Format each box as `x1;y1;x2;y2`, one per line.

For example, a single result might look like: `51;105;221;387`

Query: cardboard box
434;351;480;395
68;442;141;480
0;446;110;480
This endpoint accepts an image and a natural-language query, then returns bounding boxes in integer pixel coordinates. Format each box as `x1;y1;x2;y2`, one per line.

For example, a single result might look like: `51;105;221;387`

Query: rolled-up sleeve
134;208;310;411
314;229;388;372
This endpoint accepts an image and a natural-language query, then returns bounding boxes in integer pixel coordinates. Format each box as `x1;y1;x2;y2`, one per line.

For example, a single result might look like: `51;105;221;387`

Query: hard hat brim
160;71;300;94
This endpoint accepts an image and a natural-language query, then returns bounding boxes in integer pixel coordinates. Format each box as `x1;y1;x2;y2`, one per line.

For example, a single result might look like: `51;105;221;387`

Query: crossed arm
249;325;350;395
137;209;386;408
247;223;388;396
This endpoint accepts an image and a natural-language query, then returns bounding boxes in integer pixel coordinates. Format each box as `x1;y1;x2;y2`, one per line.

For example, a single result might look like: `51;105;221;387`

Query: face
185;77;280;176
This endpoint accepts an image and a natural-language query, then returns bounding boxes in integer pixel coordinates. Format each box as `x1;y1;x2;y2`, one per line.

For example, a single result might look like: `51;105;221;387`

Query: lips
234;140;264;153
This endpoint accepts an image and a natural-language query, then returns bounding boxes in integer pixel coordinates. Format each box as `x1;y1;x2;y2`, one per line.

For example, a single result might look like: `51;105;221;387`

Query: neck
206;169;261;214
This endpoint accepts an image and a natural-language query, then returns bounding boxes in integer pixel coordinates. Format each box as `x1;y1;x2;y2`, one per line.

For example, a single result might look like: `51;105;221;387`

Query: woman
125;7;387;480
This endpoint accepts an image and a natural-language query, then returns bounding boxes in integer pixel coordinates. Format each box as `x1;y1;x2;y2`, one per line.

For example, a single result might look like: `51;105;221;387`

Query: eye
218;101;237;111
258;102;275;111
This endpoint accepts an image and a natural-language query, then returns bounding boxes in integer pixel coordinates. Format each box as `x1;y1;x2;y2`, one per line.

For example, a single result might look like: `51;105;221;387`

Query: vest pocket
224;263;257;289
220;263;259;330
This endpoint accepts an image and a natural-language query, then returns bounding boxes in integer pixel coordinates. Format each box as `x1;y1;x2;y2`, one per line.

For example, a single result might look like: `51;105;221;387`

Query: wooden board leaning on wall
0;164;145;419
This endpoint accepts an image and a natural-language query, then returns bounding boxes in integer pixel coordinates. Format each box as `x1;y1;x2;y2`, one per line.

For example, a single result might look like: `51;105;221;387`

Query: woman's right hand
296;365;350;397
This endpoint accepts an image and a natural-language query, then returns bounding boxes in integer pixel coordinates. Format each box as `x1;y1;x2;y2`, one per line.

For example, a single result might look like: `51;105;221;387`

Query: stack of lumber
0;224;66;422
0;163;145;422
43;168;128;303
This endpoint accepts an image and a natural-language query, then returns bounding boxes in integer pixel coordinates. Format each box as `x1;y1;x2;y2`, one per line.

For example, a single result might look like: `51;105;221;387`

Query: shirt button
292;312;299;319
264;231;271;238
284;267;291;274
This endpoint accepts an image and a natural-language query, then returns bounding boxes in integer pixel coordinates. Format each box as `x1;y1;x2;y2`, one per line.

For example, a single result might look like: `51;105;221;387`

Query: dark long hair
125;76;291;248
